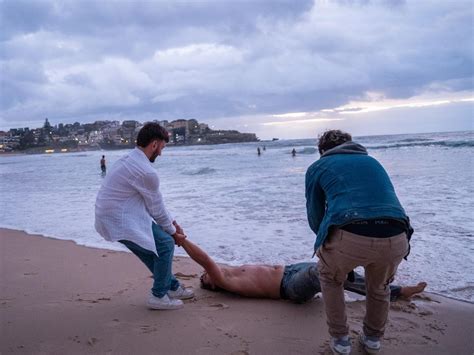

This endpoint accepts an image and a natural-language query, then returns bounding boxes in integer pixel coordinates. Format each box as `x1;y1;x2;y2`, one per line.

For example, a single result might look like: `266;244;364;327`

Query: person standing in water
100;155;107;175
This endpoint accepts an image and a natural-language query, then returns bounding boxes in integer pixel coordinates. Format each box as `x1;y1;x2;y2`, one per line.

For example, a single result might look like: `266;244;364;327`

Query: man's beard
149;147;159;162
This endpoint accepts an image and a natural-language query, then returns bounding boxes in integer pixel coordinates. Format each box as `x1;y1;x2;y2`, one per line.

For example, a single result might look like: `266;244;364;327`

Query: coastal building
199;123;210;134
3;118;258;153
0;131;7;151
121;120;140;144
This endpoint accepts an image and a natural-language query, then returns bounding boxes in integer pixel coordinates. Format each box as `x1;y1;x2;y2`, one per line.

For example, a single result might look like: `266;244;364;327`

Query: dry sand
1;228;473;354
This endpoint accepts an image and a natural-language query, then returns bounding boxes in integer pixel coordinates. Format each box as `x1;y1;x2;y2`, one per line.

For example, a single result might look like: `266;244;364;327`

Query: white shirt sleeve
132;172;176;236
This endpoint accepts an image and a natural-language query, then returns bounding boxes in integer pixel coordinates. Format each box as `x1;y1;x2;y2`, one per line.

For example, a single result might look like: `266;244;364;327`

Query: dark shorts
279;262;321;303
279;262;403;303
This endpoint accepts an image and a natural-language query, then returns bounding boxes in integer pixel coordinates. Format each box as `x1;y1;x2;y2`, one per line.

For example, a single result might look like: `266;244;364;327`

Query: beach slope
1;228;473;354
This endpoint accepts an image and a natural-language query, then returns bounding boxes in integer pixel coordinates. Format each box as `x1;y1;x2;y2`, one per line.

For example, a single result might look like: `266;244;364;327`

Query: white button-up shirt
95;148;176;255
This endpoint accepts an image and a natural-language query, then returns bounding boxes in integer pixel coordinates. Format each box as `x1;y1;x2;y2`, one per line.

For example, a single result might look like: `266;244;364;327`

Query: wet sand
1;228;473;354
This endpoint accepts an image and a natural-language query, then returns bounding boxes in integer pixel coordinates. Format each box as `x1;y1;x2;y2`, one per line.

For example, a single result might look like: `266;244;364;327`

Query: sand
1;228;473;354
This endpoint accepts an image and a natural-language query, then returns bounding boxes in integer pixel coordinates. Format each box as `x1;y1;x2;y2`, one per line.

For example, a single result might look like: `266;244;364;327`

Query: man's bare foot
399;282;427;299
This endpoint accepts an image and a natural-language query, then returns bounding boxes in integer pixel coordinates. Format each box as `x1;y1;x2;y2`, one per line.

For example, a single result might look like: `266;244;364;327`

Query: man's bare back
217;264;284;299
181;240;284;298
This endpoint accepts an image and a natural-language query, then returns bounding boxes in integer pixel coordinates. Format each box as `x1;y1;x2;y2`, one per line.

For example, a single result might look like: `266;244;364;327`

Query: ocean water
1;131;473;302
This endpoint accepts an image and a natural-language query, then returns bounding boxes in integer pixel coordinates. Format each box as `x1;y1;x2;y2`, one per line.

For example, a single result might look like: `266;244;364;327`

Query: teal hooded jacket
305;141;412;253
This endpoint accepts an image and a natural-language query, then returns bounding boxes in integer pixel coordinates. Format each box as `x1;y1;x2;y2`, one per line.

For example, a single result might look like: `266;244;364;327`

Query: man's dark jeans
120;223;180;297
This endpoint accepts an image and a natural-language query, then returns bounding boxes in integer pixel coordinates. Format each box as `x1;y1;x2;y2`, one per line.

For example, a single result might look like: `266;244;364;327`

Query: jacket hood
321;141;368;158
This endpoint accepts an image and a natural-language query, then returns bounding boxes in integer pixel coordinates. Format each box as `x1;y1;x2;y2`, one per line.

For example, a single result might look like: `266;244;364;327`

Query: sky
0;0;473;139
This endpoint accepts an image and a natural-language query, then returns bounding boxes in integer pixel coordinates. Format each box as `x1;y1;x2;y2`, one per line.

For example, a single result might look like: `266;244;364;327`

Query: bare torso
217;264;285;299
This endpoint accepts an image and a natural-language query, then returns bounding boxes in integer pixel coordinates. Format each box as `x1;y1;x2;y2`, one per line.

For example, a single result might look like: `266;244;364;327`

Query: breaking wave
369;140;474;150
183;167;217;175
296;147;318;154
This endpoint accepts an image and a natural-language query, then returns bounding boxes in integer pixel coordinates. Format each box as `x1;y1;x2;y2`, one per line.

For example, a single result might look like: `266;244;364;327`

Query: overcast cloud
0;0;472;138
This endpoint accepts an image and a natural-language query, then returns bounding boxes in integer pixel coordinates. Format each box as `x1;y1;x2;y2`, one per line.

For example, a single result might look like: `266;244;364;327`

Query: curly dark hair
317;129;352;154
136;122;169;147
200;272;224;292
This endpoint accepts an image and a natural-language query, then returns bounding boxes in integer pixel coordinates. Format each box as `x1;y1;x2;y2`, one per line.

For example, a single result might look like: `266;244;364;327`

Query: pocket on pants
393;238;410;261
317;248;346;283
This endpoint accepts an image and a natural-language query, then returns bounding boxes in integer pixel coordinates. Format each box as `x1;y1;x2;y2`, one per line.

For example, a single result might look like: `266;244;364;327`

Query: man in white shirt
95;123;194;310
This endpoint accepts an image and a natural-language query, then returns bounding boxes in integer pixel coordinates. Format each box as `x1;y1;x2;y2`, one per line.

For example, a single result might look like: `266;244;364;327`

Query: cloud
263;117;344;126
0;0;472;135
332;94;474;114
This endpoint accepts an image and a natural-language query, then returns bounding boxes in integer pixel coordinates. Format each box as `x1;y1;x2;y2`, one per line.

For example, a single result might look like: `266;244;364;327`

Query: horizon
1;1;473;139
2;118;472;143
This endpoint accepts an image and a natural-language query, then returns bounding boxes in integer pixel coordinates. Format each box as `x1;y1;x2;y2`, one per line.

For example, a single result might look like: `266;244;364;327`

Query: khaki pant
317;229;409;338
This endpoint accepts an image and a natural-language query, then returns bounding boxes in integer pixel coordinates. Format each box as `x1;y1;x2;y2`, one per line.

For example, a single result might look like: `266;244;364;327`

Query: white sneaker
359;334;381;354
147;293;183;310
330;336;352;354
168;285;194;300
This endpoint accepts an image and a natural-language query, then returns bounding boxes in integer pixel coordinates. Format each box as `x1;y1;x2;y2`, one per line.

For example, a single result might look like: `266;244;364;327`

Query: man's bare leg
399;282;427;299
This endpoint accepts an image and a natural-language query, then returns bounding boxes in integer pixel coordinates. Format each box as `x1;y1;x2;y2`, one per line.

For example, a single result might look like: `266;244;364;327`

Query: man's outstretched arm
180;239;225;284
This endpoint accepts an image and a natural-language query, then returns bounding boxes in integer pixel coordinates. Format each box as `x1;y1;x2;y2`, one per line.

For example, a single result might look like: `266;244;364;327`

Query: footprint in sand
0;298;14;306
422;335;438;344
208;303;230;310
87;337;99;346
175;272;198;280
116;288;128;295
68;335;81;344
413;294;439;303
390;301;419;313
427;321;446;335
75;297;111;303
140;325;158;334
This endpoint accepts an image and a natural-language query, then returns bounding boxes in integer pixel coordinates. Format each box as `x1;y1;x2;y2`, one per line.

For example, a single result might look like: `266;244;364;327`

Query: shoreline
1;228;473;354
2;226;473;305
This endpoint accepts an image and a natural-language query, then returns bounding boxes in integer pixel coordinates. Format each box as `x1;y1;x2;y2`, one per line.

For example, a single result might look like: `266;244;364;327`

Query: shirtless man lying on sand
180;239;426;302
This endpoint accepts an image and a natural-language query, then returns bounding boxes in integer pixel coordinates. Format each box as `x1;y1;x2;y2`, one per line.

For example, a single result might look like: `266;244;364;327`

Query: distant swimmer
257;147;261;156
263;145;266;151
291;148;296;157
100;155;107;175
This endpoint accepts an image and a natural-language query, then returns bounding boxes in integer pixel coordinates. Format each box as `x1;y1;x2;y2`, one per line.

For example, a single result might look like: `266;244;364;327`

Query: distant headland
0;118;259;154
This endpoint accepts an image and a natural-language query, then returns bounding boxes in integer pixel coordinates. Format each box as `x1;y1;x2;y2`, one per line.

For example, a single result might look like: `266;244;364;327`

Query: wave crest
369;140;474;150
292;147;317;154
183;167;217;175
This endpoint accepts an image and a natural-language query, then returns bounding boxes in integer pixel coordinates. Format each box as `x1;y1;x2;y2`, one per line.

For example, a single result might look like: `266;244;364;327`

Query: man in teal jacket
305;130;412;355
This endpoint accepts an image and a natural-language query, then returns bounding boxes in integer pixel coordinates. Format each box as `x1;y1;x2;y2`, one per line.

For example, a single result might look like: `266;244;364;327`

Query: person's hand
172;232;186;247
173;220;185;235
